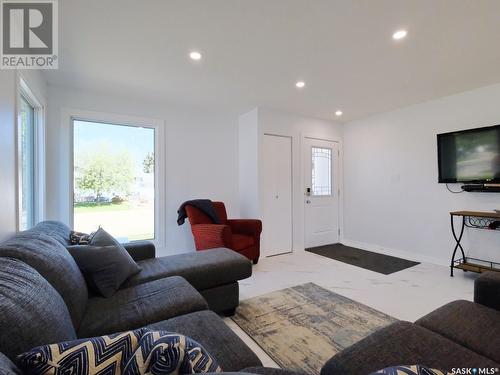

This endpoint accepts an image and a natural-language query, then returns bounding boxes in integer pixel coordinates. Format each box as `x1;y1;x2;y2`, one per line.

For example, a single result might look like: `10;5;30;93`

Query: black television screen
437;125;500;183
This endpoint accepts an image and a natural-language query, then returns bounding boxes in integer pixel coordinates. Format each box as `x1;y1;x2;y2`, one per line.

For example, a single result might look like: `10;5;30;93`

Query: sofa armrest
191;224;232;249
474;271;500;311
123;241;156;261
227;219;262;237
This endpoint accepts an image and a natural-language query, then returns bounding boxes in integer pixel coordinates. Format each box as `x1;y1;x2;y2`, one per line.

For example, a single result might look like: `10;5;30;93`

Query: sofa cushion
30;221;72;246
78;276;208;338
0;258;77;360
320;321;499;375
0;353;21;375
124;248;252;291
147;310;262;372
0;231;88;329
416;300;500;363
231;234;254;251
67;228;141;297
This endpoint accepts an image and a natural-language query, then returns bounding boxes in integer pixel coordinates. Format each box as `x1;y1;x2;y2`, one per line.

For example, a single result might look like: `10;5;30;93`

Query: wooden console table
450;211;500;276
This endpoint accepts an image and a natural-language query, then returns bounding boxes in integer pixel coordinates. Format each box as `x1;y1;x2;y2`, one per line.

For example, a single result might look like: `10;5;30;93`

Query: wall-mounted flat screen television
437;124;500;183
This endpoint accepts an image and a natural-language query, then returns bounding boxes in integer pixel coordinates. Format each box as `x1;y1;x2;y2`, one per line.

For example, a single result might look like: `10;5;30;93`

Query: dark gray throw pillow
67;228;141;297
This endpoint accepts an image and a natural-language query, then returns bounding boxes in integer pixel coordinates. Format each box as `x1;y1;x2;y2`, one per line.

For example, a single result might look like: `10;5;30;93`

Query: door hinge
338;228;341;236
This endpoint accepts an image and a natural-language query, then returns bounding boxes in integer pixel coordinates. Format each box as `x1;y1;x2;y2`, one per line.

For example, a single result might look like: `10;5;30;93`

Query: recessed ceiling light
189;51;202;61
335;110;343;117
392;30;407;40
295;81;305;88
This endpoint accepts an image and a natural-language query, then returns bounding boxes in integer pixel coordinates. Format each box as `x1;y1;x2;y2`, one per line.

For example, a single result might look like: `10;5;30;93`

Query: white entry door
304;138;340;248
262;134;293;256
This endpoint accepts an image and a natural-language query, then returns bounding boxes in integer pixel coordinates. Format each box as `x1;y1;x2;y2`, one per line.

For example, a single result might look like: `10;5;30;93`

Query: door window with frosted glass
73;120;155;241
311;147;332;196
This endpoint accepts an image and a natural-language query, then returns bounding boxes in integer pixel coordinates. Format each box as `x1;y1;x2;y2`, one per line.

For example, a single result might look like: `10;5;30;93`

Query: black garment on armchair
177;199;220;226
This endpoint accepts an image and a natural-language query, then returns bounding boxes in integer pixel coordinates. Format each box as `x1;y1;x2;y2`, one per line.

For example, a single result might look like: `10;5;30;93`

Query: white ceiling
45;0;500;122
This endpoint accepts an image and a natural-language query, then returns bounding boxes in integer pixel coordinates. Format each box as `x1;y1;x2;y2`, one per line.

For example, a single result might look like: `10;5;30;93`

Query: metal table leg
450;215;466;277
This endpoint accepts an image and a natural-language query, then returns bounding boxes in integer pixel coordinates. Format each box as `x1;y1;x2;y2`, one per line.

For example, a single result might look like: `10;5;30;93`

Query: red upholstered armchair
185;202;262;264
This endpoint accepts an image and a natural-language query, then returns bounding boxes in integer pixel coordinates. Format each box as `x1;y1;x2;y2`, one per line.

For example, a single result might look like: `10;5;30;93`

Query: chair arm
123;241;156;261
191;224;232;249
227;219;262;237
474;271;500;311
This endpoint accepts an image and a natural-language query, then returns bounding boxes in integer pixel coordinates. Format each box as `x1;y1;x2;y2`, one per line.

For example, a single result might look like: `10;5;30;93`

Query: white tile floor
223;250;479;367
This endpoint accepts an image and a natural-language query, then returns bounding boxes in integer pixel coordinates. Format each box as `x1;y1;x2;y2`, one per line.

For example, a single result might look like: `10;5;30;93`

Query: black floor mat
306;243;420;275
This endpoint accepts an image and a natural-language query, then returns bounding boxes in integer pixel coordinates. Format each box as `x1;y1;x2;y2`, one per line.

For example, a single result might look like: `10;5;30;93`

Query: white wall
46;86;240;255
238;108;259;219
0;70;47;241
239;107;343;253
343;83;500;265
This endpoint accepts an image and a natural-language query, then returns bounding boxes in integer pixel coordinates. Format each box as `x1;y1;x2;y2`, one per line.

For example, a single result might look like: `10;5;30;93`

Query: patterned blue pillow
123;331;221;374
370;365;449;375
17;329;221;375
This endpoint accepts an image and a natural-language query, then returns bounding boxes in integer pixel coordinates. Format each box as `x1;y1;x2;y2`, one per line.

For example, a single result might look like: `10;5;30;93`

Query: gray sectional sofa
38;221;251;315
0;221;263;372
321;271;500;374
3;220;497;375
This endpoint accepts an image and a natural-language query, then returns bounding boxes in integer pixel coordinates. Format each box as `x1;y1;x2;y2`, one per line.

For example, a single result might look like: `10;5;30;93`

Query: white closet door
261;134;293;256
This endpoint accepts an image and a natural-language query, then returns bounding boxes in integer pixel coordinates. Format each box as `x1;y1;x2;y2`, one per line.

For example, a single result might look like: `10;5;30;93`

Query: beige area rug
232;283;396;374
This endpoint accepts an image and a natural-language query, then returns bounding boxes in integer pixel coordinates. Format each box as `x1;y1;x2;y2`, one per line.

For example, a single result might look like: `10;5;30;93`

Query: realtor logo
1;0;58;69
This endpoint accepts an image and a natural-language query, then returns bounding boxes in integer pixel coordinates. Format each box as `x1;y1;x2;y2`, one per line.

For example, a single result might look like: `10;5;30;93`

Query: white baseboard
340;238;449;267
